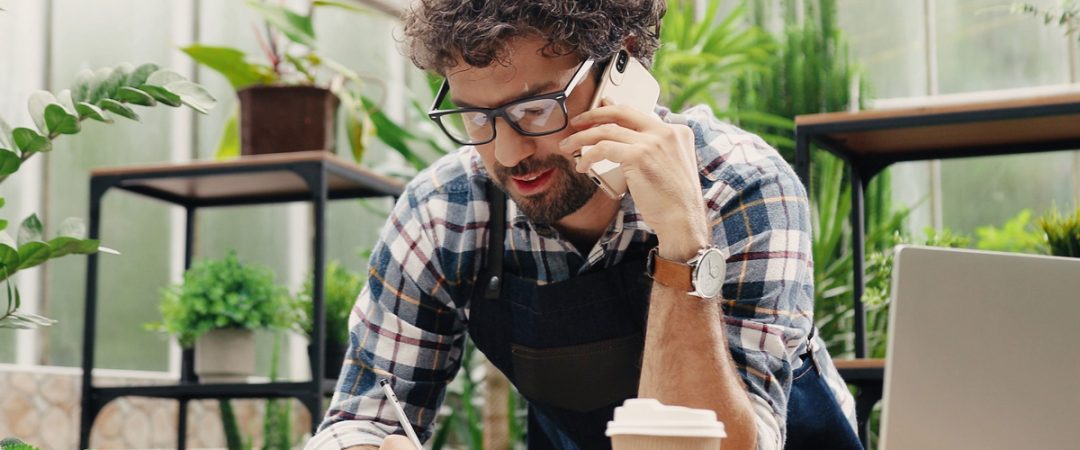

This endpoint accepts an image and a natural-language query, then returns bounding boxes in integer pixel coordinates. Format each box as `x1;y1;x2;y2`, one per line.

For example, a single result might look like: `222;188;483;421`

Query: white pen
379;378;424;450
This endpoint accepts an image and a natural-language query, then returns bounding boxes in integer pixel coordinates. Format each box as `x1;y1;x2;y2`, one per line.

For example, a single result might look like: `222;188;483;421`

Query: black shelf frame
78;156;402;450
794;98;1080;447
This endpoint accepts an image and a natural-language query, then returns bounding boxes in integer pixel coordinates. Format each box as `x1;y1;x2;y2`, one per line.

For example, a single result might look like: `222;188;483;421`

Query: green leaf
77;239;101;254
127;63;160;88
344;104;373;163
312;0;371;13
71;69;95;103
76;102;112;123
213;107;240;160
0;115;13;149
98;99;140;122
12;128;52;154
105;63;133;95
88;67;117;104
17;214;43;247
180;45;273;89
27;91;57;135
247;0;316;47
56;89;77;114
0;311;58;329
17;241;50;270
46;236;98;258
115;86;157;106
0;149;19;175
58;217;87;239
145;68;185;87
138;85;182;107
44;104;81;135
0;220;7;232
0;243;18;276
166;80;216;114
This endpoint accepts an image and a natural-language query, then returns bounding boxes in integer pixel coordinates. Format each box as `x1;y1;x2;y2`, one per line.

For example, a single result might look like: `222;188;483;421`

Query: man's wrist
656;228;711;261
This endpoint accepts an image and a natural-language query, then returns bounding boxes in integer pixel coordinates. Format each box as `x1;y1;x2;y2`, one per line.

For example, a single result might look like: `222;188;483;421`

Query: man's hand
345;434;418;450
560;98;710;260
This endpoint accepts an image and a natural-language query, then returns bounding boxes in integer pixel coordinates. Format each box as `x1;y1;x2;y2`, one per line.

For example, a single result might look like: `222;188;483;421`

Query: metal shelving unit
78;151;404;450
795;91;1080;446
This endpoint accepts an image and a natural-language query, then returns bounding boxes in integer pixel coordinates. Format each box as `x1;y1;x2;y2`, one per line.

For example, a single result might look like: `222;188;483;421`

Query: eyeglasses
428;58;596;146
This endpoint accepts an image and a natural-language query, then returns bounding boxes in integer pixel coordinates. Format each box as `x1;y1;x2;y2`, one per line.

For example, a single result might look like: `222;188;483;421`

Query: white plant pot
195;329;256;383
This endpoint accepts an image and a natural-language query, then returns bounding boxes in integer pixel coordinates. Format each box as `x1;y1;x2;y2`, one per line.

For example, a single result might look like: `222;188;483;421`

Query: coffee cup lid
605;398;727;438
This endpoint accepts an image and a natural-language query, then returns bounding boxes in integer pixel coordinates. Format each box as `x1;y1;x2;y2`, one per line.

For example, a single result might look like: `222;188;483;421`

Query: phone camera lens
616;51;628;73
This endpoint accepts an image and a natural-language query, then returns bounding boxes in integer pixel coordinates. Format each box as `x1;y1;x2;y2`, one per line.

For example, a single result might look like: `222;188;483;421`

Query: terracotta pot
237;85;339;155
195;328;256;383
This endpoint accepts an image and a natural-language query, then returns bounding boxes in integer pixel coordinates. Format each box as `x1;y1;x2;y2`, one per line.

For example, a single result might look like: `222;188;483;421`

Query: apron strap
484;181;506;300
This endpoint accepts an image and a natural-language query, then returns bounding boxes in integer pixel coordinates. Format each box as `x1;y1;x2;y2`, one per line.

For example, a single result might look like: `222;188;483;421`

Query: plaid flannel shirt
305;105;857;450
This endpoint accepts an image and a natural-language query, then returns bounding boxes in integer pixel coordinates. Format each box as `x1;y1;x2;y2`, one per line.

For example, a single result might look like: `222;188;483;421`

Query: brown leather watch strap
647;248;694;292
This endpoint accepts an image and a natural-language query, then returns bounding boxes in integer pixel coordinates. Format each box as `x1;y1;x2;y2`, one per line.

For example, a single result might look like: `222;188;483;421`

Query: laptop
880;245;1080;450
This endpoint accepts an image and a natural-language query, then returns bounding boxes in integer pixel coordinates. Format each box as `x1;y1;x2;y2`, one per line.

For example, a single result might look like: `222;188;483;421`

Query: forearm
639;237;758;450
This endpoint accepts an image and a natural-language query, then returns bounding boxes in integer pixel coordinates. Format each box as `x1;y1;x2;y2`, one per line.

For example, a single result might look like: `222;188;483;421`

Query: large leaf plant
183;0;394;164
0;62;215;329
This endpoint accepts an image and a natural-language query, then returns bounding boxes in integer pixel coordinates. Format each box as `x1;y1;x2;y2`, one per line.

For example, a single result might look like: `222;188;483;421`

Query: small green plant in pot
299;260;365;380
149;250;300;382
1039;204;1080;257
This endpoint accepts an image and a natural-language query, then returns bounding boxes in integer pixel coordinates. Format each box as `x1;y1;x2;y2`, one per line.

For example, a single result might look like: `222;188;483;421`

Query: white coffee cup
606;398;727;450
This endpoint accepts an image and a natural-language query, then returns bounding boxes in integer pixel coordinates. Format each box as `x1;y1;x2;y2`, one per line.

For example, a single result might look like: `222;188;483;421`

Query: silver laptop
880;245;1080;450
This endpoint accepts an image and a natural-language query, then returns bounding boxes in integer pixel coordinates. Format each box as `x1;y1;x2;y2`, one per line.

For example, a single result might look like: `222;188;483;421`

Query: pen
379;378;424;450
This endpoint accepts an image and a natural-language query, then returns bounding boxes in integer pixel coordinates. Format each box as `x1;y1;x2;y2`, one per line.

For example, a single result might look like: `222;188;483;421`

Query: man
306;1;860;449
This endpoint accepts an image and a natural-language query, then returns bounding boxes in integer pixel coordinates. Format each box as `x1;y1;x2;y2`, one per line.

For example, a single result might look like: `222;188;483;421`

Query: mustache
495;154;570;179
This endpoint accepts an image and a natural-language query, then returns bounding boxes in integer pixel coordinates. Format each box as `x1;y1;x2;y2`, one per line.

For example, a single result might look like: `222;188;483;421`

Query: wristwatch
646;246;726;298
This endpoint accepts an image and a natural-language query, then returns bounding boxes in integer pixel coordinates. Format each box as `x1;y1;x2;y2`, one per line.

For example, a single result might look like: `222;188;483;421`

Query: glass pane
837;0;929;98
936;0;1070;94
1;1;49;365
890;161;935;236
44;0;182;370
940;151;1077;234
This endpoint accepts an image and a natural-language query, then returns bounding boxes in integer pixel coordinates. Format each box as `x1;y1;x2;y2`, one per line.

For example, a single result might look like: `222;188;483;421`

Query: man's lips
511;170;550;182
509;168;555;195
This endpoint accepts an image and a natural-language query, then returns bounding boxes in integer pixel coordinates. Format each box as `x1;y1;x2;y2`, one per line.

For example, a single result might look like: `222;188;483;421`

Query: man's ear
622;35;639;53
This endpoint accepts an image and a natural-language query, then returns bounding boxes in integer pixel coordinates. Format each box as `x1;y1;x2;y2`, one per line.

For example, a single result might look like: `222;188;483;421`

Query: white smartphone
579;48;661;199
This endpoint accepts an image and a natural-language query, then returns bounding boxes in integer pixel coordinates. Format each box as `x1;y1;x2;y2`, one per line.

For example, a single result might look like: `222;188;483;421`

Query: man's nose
492;119;536;168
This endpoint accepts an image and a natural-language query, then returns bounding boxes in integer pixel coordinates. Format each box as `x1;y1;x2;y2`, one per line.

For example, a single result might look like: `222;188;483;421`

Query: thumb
381;434;420;450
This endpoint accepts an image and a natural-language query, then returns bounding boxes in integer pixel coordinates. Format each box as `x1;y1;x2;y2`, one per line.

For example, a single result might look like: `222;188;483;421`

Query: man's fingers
571;98;657;132
574;140;637;173
381;434;418;450
559;122;641;156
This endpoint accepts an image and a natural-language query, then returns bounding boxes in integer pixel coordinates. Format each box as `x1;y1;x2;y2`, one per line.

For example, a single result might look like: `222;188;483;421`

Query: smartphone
578;48;661;199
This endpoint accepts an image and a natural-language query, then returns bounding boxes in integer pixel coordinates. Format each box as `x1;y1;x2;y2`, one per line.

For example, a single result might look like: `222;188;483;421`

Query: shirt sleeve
708;164;816;450
305;187;468;450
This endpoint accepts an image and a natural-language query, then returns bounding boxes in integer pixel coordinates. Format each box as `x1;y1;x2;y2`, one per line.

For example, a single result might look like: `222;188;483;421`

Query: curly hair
401;0;666;75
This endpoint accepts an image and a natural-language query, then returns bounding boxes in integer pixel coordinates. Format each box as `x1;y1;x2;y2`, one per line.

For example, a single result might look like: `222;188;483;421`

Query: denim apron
468;184;863;449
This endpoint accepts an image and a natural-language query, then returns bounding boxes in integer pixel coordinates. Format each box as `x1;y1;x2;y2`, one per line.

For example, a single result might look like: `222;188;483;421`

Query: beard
493;153;598;225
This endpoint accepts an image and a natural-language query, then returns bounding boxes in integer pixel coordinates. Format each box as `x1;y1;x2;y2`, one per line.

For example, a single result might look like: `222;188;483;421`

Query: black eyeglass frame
427;58;596;146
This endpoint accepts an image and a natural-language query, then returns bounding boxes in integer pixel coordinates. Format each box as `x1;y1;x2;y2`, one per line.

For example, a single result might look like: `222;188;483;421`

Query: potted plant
182;0;379;159
1039;205;1080;257
0;62;213;329
299;260;365;379
149;250;301;382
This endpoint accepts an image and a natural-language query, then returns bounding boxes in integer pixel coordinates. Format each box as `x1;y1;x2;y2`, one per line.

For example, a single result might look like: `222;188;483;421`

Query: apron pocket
511;333;643;413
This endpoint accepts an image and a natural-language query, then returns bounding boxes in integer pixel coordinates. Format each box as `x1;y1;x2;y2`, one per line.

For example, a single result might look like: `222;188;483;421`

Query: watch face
693;248;726;298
